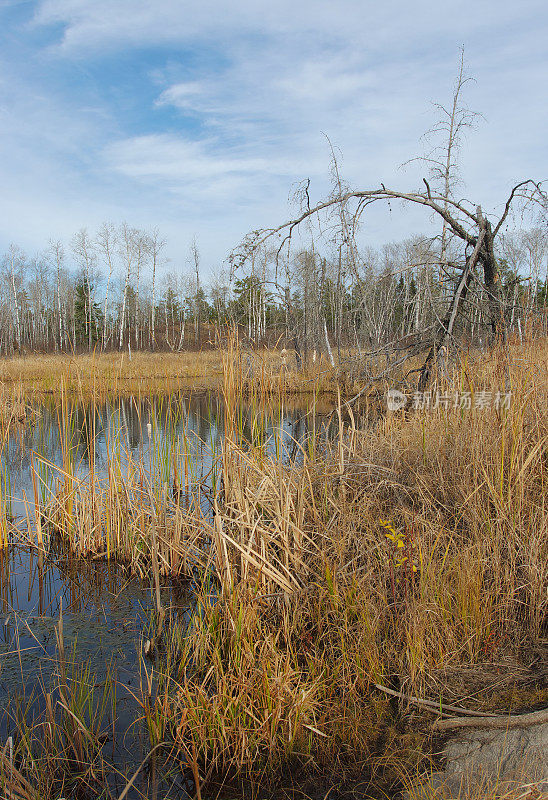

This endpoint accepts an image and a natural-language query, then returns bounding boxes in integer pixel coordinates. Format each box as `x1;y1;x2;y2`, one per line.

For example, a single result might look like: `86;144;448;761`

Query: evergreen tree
74;276;102;348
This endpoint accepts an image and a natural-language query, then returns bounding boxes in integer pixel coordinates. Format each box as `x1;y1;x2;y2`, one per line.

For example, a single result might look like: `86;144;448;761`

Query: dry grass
0;350;225;397
0;347;340;399
1;336;544;401
0;384;32;426
1;337;547;797
0;345;399;399
161;338;548;791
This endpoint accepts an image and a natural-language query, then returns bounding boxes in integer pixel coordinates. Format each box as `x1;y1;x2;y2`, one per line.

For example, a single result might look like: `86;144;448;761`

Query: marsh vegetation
0;337;544;800
0;55;546;800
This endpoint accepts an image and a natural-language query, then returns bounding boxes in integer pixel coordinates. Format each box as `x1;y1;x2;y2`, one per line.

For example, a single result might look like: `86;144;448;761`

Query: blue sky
0;0;546;276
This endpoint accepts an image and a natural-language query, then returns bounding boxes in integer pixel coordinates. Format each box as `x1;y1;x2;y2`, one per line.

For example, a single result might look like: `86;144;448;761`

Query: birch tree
149;228;165;351
119;223;136;350
190;238;201;348
4;245;26;353
96;223;117;351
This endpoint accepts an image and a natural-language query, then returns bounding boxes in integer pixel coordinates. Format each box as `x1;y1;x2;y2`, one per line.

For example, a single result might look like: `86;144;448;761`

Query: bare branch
493;179;545;237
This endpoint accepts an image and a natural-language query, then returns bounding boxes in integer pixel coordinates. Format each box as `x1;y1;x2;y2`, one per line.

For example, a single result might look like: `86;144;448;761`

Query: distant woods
3;53;547;368
0;222;547;358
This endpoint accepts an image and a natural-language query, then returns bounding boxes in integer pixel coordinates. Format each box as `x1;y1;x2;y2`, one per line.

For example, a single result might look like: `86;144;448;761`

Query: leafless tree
96;223;117;351
149;229;165;351
232;177;545;386
189;238;201;348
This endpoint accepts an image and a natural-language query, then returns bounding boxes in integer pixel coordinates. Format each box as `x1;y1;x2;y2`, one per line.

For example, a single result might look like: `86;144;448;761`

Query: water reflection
0;391;342;796
4;392;339;519
0;539;196;795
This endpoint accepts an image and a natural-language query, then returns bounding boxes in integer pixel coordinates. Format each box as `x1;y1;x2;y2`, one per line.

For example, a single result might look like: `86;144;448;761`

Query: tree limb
433;707;548;731
493;180;542;237
374;683;497;718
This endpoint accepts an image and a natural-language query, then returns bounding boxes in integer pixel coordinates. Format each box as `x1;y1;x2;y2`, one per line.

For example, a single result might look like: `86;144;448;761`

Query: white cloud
32;0;547;55
104;134;301;192
0;0;545;273
156;81;206;111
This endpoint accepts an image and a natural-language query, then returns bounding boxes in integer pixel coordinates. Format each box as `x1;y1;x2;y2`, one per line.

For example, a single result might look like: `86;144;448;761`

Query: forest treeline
1;221;547;357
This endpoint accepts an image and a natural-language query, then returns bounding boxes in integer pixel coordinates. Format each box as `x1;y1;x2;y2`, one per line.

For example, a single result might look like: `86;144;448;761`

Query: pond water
0;544;190;795
0;391;337;797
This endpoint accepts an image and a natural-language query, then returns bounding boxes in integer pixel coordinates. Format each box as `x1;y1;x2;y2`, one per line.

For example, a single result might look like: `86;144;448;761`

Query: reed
0;344;410;402
0;616;118;798
1;337;546;797
161;337;548;791
0;350;225;400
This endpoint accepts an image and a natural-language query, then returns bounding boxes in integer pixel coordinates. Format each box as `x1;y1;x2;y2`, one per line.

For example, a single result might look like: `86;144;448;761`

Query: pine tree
74;276;102;348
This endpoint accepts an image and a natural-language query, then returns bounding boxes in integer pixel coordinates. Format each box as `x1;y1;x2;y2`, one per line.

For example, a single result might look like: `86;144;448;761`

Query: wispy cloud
104;133;305;200
31;0;546;54
0;0;545;270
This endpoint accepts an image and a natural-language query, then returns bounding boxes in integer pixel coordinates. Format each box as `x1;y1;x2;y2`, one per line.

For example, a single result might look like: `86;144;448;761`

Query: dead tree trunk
418;226;486;391
478;213;507;344
231;179;544;391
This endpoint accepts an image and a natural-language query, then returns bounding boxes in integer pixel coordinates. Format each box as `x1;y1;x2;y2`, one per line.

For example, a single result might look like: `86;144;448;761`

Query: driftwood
374;684;548;731
373;683;497;718
433;707;548;731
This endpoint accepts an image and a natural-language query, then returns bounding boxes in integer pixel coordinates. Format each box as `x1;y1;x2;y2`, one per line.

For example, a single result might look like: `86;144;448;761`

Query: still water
0;391;335;796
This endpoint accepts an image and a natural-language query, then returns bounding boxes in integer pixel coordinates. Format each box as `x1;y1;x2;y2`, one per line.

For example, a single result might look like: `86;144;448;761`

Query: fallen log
373;683;497;718
433;707;548;731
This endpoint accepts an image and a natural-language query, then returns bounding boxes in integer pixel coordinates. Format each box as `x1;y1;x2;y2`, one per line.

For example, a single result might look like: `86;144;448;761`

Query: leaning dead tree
231;178;546;389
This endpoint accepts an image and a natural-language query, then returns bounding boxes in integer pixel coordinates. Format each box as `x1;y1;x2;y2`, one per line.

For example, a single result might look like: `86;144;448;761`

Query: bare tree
190;238;201;348
4;245;26;353
118;223;136;350
412;48;480;268
72;229;99;351
49;241;67;352
232;178;545;386
96;223;117;351
149;228;165;351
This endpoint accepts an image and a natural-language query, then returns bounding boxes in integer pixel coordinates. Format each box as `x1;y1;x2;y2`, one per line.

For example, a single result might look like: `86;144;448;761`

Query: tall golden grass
0;350;225;397
163;338;548;789
1;337;547;797
0;345;367;399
